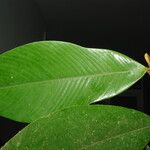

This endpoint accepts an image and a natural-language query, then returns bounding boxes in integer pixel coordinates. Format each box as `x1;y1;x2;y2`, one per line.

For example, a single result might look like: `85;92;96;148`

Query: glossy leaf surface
0;41;146;122
1;106;150;150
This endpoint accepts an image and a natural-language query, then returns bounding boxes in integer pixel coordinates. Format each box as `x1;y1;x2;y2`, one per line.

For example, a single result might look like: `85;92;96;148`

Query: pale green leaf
1;106;150;150
0;41;146;122
146;145;150;150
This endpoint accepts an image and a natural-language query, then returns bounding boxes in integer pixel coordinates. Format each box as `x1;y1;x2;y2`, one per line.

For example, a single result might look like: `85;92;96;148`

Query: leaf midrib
79;125;150;150
0;70;133;89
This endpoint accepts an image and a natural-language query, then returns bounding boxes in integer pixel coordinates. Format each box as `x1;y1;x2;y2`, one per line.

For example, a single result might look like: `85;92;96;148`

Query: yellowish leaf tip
144;53;150;75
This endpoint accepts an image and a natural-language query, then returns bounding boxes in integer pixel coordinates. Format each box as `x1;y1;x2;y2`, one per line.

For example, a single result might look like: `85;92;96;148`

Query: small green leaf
146;145;150;150
1;106;150;150
0;41;146;122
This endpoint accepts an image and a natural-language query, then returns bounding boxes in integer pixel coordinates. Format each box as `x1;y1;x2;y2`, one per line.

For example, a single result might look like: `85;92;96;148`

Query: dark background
0;0;150;148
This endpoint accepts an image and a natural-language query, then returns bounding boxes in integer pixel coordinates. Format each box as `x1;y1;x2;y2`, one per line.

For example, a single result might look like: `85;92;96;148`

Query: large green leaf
0;41;146;122
1;106;150;150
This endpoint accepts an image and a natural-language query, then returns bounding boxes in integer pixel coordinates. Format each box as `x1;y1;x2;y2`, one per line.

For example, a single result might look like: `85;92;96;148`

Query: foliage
0;41;149;149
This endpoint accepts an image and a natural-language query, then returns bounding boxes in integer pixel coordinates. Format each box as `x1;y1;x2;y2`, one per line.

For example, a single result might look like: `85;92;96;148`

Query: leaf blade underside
1;106;150;150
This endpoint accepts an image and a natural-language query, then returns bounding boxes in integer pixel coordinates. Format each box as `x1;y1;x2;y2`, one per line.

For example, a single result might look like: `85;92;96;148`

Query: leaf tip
144;53;150;75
